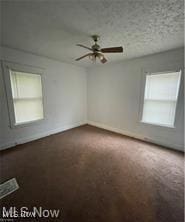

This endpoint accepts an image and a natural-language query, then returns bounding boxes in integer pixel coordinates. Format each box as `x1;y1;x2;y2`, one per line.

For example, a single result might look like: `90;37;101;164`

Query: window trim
2;61;45;128
139;69;183;129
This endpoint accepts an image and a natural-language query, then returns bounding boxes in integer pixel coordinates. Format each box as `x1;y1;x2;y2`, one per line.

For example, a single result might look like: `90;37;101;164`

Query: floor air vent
0;178;19;199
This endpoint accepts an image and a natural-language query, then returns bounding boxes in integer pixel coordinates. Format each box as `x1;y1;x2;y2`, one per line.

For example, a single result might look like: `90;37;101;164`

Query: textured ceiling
1;0;184;67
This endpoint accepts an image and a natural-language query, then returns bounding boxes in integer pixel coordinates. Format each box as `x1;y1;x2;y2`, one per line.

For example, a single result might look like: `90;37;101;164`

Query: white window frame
2;61;45;128
139;69;183;129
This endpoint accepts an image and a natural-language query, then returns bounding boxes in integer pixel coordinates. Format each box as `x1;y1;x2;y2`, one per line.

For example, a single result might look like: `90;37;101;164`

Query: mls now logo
2;207;18;218
2;207;60;218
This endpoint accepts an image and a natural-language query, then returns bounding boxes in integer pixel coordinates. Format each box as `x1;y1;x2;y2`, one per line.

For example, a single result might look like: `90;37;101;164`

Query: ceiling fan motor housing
92;44;100;51
91;35;100;51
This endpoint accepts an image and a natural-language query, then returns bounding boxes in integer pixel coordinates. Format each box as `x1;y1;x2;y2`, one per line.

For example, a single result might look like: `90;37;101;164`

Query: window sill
10;118;44;129
140;121;175;129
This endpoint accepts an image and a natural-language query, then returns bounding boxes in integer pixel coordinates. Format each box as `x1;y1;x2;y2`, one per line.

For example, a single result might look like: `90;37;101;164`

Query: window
141;71;181;127
9;70;44;125
3;62;45;127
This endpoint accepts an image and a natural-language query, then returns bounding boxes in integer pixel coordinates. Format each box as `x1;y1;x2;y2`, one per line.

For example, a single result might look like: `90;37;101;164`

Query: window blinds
142;71;181;127
10;70;44;124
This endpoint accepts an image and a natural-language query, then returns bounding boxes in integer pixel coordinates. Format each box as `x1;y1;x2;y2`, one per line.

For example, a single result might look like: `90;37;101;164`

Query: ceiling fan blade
101;46;123;53
75;53;92;61
76;44;93;51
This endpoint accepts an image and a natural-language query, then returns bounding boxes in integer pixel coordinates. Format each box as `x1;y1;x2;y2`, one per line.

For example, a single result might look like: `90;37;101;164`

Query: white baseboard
87;120;184;152
1;120;183;152
0;121;87;151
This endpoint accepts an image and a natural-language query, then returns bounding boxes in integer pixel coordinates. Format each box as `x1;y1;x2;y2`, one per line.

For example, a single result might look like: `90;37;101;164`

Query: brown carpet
0;125;184;222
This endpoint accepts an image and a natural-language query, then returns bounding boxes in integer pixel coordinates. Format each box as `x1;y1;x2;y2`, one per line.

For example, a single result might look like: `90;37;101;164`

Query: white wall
0;46;87;150
1;46;184;152
87;48;184;151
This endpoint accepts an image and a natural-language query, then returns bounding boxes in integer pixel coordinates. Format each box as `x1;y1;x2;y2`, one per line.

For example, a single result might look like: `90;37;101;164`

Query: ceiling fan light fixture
89;54;97;63
97;53;104;61
89;54;94;60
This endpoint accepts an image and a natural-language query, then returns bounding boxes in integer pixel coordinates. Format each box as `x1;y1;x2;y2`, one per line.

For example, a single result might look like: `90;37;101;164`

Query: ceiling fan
75;35;123;64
